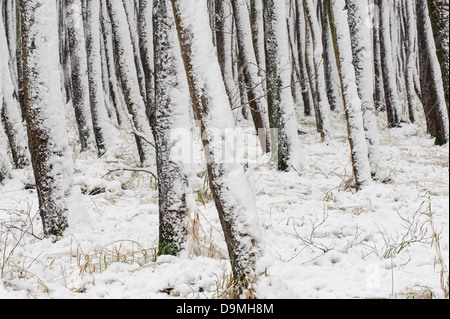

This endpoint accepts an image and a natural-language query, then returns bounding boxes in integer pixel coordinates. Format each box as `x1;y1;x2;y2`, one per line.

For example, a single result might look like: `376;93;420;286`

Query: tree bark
171;0;266;297
231;0;271;153
153;0;190;256
107;0;155;166
327;0;372;189
65;0;96;151
263;0;304;171
417;0;449;145
21;0;75;236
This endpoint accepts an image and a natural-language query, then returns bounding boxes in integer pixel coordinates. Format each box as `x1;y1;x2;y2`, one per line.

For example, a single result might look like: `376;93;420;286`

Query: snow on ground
0;106;448;299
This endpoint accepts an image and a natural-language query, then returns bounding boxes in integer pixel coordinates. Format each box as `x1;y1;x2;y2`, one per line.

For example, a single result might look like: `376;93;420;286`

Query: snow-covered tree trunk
304;0;332;143
404;0;420;123
263;0;304;171
427;0;449;111
378;0;402;126
0;49;12;184
85;0;113;155
0;13;30;169
372;0;385;112
319;0;342;112
346;0;381;177
107;0;154;166
250;0;267;94
305;15;319;123
416;0;449;145
171;0;267;297
328;0;372;189
123;0;147;105
294;0;314;116
20;0;75;236
65;0;96;151
100;0;128;127
231;0;271;153
138;0;156;121
153;0;190;256
216;0;241;111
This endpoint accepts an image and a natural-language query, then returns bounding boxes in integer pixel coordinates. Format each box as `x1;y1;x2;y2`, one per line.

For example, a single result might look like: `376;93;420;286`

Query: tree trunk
85;0;112;154
231;0;271;153
21;0;75;236
107;0;155;166
417;0;449;145
171;0;266;297
153;0;190;256
263;0;305;171
138;0;156;122
404;0;420;123
378;0;402;126
427;0;449;111
100;0;128;127
319;0;342;112
327;0;372;189
65;0;96;151
346;0;381;177
216;0;241;111
294;0;314;117
0;47;12;183
0;13;30;169
304;0;332;142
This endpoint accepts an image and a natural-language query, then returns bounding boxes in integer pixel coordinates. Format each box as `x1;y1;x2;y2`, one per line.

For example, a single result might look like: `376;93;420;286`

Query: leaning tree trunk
21;0;75;237
171;0;267;297
327;0;372;189
107;0;155;166
231;0;271;153
153;0;190;256
263;0;305;171
416;0;449;145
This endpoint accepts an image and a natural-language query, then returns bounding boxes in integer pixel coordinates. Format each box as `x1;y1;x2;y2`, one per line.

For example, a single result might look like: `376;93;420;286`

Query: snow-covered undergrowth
0;108;448;299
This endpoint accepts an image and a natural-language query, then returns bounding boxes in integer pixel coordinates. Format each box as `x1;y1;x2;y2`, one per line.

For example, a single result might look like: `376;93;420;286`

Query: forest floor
0;106;448;299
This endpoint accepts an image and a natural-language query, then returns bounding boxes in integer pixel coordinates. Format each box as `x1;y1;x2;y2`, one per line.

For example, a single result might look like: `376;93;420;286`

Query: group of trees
0;0;448;296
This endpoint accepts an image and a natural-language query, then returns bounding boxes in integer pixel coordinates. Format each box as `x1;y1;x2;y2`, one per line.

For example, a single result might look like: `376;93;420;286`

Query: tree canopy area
0;0;448;299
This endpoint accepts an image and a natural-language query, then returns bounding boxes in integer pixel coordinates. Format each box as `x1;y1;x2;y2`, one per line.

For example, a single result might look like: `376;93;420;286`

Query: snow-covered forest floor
0;105;448;299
